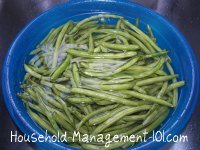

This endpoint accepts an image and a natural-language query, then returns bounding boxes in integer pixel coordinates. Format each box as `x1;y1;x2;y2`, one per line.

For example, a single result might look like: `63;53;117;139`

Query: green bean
127;65;151;71
26;104;56;134
133;58;165;79
92;105;151;134
76;27;99;43
71;88;148;106
79;21;98;29
51;36;74;79
135;75;178;86
89;106;129;126
93;33;112;40
87;104;93;112
55;77;69;82
157;82;168;98
127;29;155;53
133;85;147;94
27;102;44;115
52;84;62;97
33;86;63;109
143;106;168;126
113;57;139;74
52;111;74;131
46;25;63;44
69;107;85;121
123;114;147;121
24;64;50;81
37;93;63;134
89;111;110;125
51;54;71;80
116;18;122;30
100;78;134;84
97;34;116;43
166;81;185;93
81;69;112;77
166;62;178;106
101;42;139;51
89;33;94;52
99;83;133;91
97;29;151;54
72;63;80;87
40;80;71;93
117;35;129;45
122;90;173;107
68;49;137;59
53;95;74;125
70;14;122;34
94;99;114;105
142;50;168;59
147;24;155;42
68;97;94;104
52;22;71;68
124;20;163;52
76;104;118;130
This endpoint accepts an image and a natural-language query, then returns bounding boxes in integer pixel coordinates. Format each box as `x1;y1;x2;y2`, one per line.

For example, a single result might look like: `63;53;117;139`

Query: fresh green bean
123;114;147;121
113;57;139;74
99;83;133;91
135;75;178;86
89;106;129;126
70;14;122;34
40;80;71;93
124;20;163;52
76;104;118;130
24;64;50;81
166;62;178;106
133;85;147;94
72;63;80;87
67;97;94;104
101;42;139;51
97;29;151;54
52;22;71;68
51;54;71;80
89;33;94;52
133;58;165;79
68;49;137;59
166;81;185;92
26;104;56;134
100;78;134;84
92;105;151;134
52;111;74;131
71;88;148;106
122;90;173;107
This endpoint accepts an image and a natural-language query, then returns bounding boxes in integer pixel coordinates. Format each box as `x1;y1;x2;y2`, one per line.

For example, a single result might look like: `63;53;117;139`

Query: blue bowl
2;0;200;149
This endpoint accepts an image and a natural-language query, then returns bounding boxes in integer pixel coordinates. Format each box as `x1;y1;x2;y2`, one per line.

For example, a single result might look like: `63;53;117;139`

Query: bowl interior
2;0;199;150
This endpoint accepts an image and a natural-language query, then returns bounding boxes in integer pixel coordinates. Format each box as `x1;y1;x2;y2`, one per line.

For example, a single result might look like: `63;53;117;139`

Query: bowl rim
2;0;200;149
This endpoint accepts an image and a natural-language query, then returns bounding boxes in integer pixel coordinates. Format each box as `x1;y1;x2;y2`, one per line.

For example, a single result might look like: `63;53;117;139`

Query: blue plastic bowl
2;0;199;149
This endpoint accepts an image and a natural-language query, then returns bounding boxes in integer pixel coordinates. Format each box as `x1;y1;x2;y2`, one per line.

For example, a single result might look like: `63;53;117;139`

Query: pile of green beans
18;14;185;149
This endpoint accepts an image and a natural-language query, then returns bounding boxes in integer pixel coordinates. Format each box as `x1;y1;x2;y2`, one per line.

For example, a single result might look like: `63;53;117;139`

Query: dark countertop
0;0;199;150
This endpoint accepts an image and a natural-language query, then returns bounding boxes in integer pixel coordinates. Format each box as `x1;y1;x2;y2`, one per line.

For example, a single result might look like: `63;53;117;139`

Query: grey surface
0;0;199;150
